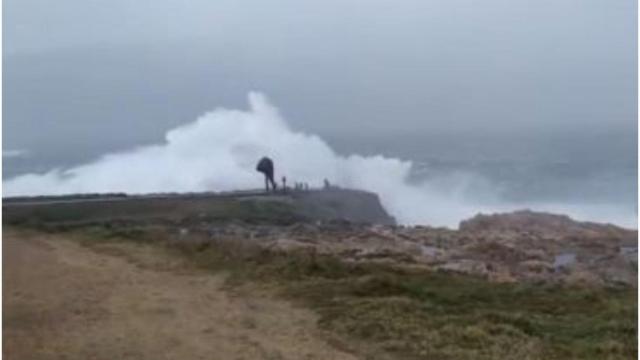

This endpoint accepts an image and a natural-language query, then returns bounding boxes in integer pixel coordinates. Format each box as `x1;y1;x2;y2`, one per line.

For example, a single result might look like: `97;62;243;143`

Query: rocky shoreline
173;210;637;287
5;190;636;287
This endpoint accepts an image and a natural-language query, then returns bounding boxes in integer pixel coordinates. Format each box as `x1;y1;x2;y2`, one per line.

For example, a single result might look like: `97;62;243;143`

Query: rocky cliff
291;188;395;225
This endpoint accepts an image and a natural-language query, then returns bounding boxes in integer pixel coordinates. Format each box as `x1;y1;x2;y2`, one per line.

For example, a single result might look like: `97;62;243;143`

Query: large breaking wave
3;93;637;228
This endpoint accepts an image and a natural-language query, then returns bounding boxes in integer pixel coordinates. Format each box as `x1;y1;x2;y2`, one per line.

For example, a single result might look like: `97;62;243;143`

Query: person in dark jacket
256;157;277;192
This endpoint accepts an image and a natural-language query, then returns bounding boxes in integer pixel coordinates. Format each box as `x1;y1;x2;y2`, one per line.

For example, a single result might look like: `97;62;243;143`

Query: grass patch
43;225;640;359
3;197;305;227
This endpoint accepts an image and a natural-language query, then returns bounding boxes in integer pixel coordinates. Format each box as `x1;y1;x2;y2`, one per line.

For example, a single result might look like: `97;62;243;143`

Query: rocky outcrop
292;189;396;225
6;192;636;286
182;210;637;286
459;210;635;243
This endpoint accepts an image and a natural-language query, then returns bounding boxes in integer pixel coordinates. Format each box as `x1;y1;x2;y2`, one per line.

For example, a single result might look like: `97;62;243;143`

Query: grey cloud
3;0;637;171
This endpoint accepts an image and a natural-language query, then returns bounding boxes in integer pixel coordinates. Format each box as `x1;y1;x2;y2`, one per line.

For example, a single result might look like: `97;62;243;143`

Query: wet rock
419;245;443;258
553;253;577;270
620;246;638;264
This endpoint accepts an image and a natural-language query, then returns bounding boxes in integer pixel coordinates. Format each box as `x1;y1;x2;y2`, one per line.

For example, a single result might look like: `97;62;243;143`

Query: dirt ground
3;229;357;360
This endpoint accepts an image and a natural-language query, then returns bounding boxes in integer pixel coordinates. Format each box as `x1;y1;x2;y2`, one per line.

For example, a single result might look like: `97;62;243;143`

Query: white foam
3;93;637;229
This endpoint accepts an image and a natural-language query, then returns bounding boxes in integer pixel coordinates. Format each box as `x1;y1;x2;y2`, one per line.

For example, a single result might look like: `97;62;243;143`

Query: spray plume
3;93;636;228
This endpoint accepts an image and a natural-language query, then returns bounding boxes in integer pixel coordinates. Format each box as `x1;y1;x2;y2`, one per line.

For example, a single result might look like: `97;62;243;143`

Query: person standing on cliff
256;157;277;192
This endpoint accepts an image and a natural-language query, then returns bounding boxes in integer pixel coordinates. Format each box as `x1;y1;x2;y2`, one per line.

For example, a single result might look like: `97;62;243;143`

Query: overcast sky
3;0;637;167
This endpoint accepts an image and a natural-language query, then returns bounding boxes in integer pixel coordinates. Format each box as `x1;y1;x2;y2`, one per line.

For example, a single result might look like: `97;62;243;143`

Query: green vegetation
68;225;637;360
4;197;304;227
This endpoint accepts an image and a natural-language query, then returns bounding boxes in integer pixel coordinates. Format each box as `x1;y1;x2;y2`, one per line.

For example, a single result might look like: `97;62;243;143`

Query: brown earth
3;229;357;360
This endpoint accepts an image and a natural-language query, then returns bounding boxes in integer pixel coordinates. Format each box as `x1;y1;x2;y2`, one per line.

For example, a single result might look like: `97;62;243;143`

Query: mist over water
3;93;637;229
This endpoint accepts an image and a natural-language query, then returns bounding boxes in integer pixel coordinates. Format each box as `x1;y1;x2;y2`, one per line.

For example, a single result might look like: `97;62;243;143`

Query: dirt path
3;229;357;360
